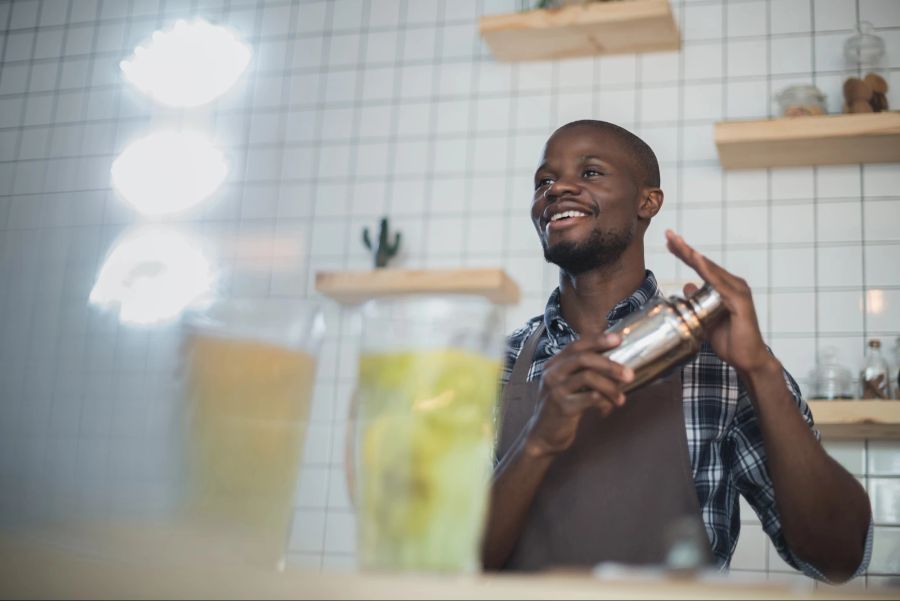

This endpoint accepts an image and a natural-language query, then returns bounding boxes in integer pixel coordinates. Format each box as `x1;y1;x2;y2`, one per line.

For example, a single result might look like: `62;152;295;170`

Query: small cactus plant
362;217;401;268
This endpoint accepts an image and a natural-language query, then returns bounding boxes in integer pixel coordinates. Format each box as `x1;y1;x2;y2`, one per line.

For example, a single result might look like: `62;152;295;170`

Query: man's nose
546;176;580;198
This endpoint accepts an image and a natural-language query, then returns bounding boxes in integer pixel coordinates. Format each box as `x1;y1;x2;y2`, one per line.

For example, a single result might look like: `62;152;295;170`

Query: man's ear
638;188;664;219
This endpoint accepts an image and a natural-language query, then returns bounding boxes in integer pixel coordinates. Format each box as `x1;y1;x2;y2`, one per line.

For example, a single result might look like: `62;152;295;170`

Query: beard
542;226;635;275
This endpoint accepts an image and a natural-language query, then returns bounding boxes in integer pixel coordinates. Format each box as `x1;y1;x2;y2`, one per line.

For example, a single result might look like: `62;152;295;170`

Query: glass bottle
860;339;892;400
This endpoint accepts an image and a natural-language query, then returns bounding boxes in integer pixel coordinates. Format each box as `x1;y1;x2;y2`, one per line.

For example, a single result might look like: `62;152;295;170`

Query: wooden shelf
315;268;520;305
808;400;900;440
714;111;900;169
479;0;680;62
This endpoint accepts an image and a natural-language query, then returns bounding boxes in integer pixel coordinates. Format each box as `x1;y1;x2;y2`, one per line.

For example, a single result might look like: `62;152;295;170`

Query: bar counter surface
1;534;896;600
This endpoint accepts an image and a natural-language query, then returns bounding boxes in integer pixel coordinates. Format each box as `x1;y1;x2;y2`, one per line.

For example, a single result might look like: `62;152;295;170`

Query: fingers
530;346;630;453
665;229;718;284
682;282;699;297
665;229;749;297
568;369;628;407
556;332;625;355
544;341;634;388
545;368;625;406
542;345;633;417
665;229;725;286
555;390;620;418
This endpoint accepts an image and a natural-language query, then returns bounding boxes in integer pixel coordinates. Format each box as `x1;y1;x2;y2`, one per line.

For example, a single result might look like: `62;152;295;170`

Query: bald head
555;120;660;189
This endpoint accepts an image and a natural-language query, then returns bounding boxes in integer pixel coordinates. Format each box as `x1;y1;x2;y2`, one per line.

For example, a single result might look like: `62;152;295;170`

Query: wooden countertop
1;535;894;600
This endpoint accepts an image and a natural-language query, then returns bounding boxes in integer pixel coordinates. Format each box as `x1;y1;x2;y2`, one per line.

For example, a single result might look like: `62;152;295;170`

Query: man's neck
557;253;647;338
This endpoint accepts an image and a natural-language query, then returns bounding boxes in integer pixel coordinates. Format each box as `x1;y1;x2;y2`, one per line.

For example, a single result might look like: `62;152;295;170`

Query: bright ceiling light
120;18;251;107
89;226;216;326
111;131;227;216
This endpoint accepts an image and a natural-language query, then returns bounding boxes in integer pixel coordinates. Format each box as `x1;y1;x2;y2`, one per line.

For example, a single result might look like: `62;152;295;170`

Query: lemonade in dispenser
350;295;505;572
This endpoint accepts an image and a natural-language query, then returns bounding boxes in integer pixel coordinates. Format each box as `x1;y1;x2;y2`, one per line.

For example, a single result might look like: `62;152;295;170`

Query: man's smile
541;204;594;237
550;210;588;223
545;211;589;235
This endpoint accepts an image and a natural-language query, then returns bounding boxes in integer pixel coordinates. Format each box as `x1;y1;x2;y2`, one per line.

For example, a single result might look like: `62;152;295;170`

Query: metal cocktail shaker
603;284;726;392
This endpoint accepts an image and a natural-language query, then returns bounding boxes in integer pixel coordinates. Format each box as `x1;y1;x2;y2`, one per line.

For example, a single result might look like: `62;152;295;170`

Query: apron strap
508;323;546;386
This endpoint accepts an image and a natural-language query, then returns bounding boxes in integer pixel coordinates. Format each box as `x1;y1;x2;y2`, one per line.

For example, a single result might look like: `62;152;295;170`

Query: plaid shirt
500;271;872;579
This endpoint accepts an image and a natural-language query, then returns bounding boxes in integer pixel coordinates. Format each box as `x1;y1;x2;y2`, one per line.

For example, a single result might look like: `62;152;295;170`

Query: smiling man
481;120;872;582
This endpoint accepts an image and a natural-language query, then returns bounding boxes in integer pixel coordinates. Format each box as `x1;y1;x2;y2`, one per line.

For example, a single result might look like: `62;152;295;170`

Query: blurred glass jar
775;85;827;117
349;295;505;573
0;299;326;577
844;21;885;75
842;22;888;113
180;298;325;569
861;339;892;400
810;346;855;400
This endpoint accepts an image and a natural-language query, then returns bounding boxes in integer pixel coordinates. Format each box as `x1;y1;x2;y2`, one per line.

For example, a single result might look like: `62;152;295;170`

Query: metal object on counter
603;284;726;393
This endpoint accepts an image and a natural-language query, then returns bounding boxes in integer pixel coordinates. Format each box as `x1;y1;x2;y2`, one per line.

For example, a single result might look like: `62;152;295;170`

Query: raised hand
665;229;774;375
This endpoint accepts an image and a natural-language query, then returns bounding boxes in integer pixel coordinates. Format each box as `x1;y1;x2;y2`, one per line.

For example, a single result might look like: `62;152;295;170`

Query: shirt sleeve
725;364;872;581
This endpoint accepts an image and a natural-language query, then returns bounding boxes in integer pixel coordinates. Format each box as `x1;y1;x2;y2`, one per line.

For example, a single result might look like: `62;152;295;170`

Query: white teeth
550;210;587;222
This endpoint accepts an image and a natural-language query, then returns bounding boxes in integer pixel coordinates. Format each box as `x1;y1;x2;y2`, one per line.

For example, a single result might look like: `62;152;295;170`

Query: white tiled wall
0;0;899;588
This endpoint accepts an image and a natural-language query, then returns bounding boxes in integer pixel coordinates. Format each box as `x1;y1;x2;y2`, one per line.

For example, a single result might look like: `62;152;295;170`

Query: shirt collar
543;270;660;343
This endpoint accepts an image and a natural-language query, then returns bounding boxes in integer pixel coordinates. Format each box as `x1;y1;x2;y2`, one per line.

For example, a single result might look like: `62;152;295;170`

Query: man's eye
535;177;554;189
583;168;602;177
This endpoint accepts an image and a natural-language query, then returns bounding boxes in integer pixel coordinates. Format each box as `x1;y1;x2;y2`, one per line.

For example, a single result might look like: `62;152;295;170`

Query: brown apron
496;324;711;571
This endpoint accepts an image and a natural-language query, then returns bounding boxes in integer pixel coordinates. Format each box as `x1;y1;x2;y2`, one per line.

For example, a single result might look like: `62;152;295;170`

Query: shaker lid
688;284;725;326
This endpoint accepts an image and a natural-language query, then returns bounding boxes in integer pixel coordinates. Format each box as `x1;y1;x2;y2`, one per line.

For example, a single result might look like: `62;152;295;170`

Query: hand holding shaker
602;284;726;392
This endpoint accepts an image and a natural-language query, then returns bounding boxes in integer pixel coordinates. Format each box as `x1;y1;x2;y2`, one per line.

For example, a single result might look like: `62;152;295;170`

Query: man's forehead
547;124;618;149
536;128;624;166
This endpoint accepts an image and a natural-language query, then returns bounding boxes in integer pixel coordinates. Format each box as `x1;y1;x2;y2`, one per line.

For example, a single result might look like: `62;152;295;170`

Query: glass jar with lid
861;339;892;400
810;346;855;400
842;22;889;114
775;85;828;117
845;21;886;75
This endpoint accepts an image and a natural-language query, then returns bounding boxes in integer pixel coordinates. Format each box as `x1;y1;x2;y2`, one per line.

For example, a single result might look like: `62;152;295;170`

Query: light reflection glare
866;289;885;315
120;19;251;107
89;227;215;325
111;131;227;216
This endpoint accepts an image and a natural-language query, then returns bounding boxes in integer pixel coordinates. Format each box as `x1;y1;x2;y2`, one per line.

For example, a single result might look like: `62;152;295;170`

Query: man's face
531;125;643;275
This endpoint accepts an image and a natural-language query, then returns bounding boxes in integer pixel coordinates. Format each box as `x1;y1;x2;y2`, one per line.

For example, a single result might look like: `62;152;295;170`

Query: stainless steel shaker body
603;284;725;392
